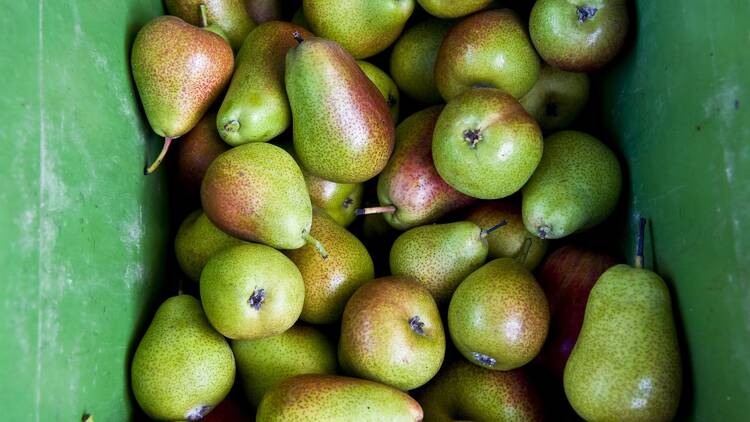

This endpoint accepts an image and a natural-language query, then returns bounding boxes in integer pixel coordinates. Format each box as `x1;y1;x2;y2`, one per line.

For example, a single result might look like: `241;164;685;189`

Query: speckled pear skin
520;64;590;132
378;106;476;231
305;174;363;227
256;374;424;422
218;22;313;146
131;16;234;138
201;142;313;249
357;61;400;123
415;360;544;422
417;0;493;18
530;0;629;72
286;37;396;183
448;258;550;371
303;0;415;59
389;222;488;305
434;9;540;101
564;264;682;421
339;276;445;391
231;324;337;406
465;200;548;270
286;210;374;324
131;295;235;421
173;112;230;198
243;0;282;24
521;131;622;239
390;19;453;104
199;244;305;339
174;210;246;282
432;88;543;200
164;0;255;51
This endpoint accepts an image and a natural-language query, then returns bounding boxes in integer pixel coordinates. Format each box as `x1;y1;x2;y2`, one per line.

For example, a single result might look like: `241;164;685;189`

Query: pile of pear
129;1;682;421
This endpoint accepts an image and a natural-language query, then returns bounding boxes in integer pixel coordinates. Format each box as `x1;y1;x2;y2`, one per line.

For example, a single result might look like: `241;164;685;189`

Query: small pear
131;295;235;421
417;0;493;18
172;111;230;199
520;63;590;132
305;174;364;227
165;0;255;51
357;60;400;122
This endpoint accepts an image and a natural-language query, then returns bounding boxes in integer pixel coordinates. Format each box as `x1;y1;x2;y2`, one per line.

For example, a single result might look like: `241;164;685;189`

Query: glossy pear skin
305;175;364;227
201;142;313;249
303;0;415;59
564;265;682;421
131;295;235;421
173;112;230;198
435;9;540;101
256;374;424;422
432;88;543;200
232;324;337;406
416;360;544;422
131;16;234;138
448;258;550;370
378;106;476;230
522;131;622;239
417;0;493;18
286;210;375;325
520;64;590;132
218;22;313;145
357;60;400;122
389;222;488;305
165;0;255;51
286;37;395;183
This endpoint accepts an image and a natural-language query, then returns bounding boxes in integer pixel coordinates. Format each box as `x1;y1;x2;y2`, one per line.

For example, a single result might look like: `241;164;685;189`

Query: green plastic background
1;0;748;421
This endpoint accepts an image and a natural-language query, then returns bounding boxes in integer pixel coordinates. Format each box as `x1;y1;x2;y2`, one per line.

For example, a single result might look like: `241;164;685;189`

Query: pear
357;61;400;122
131;16;234;174
199;244;305;339
174;210;246;282
244;0;282;24
303;0;415;59
390;221;500;305
291;7;310;29
415;360;544;421
305;174;364;227
165;0;255;51
390;19;453;104
417;0;493;18
131;295;235;421
286;35;395;183
520;63;590;132
522;131;622;239
286;210;375;325
339;276;445;391
201;142;322;251
218;22;313;146
361;106;475;231
432;88;543;200
172;112;230;199
434;9;540;101
232;324;337;406
448;258;550;370
465;199;548;270
256;374;423;421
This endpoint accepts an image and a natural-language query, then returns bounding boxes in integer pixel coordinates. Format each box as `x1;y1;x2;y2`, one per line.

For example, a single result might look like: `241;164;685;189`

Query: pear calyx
248;288;266;310
408;316;426;336
463;128;483;149
471;352;497;367
186;404;211;421
223;119;240;133
537;225;552;239
576;6;598;23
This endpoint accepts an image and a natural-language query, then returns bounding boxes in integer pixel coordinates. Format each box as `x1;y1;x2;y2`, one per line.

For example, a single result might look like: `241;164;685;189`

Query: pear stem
303;233;328;259
199;4;208;28
480;220;508;238
292;31;304;44
355;205;396;216
635;216;646;269
144;137;173;175
516;238;533;265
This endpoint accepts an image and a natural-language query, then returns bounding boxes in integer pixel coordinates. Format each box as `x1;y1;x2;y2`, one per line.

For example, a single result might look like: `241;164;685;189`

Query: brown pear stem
480;220;508;238
199;4;208;28
292;31;304;44
144;137;173;175
635;216;646;269
355;205;396;216
302;233;328;259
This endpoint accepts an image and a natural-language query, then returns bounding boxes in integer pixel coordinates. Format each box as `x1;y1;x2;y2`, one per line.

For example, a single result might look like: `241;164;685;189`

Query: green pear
131;16;234;174
201;142;321;250
303;0;415;59
390;19;453;104
131;295;235;421
172;111;230;199
432;88;543;200
256;374;423;421
522;131;622;239
465;200;548;270
339;276;445;391
165;0;255;51
520;63;590;132
286;36;395;183
244;0;282;24
389;221;495;305
417;0;493;18
286;210;375;325
530;0;629;71
291;7;310;29
448;258;550;370
218;22;313;146
174;210;246;282
564;264;682;421
199;244;305;339
232;324;337;406
416;360;544;421
305;174;364;227
357;60;400;122
434;9;540;101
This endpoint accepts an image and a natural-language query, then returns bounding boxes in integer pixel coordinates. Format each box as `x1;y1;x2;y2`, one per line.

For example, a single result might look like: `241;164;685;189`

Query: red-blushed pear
165;0;255;51
172;111;230;200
